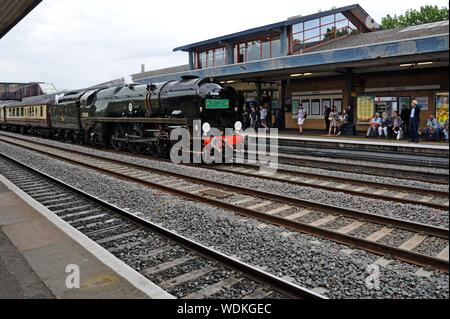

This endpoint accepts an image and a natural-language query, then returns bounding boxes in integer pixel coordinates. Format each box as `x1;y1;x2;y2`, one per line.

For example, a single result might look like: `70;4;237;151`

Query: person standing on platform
273;109;283;129
329;106;339;136
409;100;421;143
401;105;411;137
337;108;349;137
297;104;307;136
324;106;331;133
250;105;258;130
242;104;250;130
346;105;356;136
260;104;269;132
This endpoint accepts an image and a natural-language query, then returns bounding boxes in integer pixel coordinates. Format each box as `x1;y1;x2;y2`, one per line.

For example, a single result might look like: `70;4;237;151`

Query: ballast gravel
0;142;448;299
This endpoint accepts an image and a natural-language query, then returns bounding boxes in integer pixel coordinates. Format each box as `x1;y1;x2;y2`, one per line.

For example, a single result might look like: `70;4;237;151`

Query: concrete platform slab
0;177;174;299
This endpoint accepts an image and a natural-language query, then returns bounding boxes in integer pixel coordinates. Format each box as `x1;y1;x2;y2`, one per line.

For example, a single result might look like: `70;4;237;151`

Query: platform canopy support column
226;42;235;65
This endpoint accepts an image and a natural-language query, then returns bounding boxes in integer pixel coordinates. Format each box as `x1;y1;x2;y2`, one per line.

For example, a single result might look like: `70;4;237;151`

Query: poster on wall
357;95;375;123
415;97;429;110
436;92;449;125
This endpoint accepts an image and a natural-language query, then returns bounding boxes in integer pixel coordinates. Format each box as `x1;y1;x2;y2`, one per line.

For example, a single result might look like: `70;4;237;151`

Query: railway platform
0;180;167;299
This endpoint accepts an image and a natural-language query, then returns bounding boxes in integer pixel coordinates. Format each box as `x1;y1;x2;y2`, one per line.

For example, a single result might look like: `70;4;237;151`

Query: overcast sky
0;0;448;90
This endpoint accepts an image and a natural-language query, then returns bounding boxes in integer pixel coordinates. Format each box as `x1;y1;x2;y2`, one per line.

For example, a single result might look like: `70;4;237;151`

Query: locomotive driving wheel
111;127;124;151
129;142;143;154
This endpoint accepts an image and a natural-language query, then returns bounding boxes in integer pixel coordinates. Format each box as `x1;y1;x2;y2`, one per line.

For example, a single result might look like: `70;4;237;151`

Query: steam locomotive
0;76;243;158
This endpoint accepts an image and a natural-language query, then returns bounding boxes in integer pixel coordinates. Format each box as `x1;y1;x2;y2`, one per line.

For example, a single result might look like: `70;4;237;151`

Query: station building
0;82;57;102
132;4;449;132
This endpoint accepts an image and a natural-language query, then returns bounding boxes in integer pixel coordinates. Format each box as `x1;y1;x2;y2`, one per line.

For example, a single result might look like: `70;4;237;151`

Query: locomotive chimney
141;64;146;73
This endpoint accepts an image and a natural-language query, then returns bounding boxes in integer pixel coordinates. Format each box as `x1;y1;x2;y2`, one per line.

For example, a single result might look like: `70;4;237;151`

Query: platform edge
0;174;176;300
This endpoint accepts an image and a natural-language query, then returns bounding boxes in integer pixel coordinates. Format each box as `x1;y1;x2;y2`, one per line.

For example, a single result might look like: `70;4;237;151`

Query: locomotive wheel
129;143;143;154
111;138;123;151
111;128;124;151
148;144;159;157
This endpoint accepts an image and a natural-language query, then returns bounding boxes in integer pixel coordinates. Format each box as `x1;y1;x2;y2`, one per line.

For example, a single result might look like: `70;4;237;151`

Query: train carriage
0;104;7;127
50;90;84;142
4;95;54;134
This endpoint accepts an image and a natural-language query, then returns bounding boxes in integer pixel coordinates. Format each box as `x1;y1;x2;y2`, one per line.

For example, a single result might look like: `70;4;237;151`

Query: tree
381;5;449;29
323;27;359;41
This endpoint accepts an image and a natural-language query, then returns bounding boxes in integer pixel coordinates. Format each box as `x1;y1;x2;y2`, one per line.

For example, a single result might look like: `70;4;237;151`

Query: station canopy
0;0;41;39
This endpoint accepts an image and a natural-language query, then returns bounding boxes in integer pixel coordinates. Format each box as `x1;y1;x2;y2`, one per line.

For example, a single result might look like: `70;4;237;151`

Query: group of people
241;100;449;143
366;100;449;143
297;104;353;136
366;111;404;140
241;103;274;132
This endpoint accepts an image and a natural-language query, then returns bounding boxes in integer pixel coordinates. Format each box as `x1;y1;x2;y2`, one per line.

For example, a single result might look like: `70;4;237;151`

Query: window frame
289;13;359;54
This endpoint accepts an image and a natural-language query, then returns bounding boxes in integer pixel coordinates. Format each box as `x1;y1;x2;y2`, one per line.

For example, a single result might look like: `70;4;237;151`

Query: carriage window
40;106;44;117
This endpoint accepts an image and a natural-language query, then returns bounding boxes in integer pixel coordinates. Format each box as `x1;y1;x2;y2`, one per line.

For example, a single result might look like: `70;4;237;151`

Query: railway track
0;154;323;299
0;132;447;210
0;135;448;272
242;149;449;185
210;164;449;211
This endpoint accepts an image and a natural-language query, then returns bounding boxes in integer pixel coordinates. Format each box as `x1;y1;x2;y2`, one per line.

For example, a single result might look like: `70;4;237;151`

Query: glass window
247;41;261;62
198;52;206;69
301;99;310;114
304;27;320;43
333;99;343;113
238;44;246;63
292;33;303;53
292;23;303;34
335;13;346;22
322;99;332;115
271;38;281;58
262;41;271;59
207;50;214;68
321;26;335;40
214;48;226;66
304;18;320;31
321;15;335;27
311;99;321;115
336;19;349;31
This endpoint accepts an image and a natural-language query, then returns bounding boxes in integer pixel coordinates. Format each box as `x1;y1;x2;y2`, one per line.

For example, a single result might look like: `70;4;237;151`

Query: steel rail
1;136;448;272
0;152;325;300
210;164;449;211
273;152;450;185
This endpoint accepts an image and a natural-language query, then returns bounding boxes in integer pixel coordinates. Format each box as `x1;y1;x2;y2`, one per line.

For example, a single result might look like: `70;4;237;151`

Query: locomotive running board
84;117;189;125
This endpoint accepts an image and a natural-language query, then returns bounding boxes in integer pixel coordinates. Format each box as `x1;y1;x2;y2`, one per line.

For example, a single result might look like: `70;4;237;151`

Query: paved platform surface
0;180;150;299
262;130;449;150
